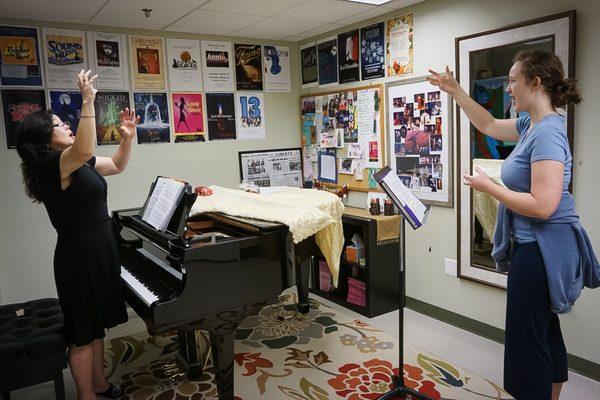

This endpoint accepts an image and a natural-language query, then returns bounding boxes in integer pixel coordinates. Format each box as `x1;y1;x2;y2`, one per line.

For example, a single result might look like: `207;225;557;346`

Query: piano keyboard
121;266;158;306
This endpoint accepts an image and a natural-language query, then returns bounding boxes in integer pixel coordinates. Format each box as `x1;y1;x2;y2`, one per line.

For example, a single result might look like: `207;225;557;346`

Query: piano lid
201;212;286;234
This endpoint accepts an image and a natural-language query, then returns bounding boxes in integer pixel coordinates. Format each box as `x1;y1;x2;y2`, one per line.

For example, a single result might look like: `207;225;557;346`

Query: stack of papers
141;177;185;231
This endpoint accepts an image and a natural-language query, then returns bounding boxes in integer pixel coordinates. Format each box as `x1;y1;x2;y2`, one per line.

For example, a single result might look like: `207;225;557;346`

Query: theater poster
386;14;414;77
337;29;360;84
42;28;87;89
94;91;130;145
88;31;128;90
360;22;385;80
1;89;45;149
134;92;170;144
49;90;82;133
0;25;43;87
235;92;265;140
171;92;205;143
129;35;165;90
201;41;234;92
234;44;263;91
263;45;290;92
167;38;202;92
206;92;236;141
317;37;338;86
300;42;317;88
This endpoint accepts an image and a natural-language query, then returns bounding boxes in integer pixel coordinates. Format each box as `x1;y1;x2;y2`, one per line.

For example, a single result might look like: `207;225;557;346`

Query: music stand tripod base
377;374;434;400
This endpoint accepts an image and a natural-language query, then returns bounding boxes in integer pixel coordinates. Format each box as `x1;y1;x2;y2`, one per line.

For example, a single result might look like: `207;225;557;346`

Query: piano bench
0;298;67;400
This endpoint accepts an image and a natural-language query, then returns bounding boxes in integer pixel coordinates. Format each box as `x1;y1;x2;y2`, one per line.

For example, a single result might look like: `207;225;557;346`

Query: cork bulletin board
300;84;386;192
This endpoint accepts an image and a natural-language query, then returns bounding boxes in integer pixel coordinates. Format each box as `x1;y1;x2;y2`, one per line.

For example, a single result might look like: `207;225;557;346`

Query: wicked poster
1;89;45;149
0;25;43;86
134;92;170;144
337;29;359;84
205;92;236;141
94;91;130;145
234;44;263;91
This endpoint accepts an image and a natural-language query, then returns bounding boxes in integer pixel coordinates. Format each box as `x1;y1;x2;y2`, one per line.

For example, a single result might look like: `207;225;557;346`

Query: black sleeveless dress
38;151;127;346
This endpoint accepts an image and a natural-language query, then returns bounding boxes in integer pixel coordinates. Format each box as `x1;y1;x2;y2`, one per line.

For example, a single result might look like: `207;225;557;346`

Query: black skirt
53;219;128;346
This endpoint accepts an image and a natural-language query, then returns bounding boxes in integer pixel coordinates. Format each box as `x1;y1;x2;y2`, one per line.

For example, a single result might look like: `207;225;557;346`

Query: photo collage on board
392;89;443;191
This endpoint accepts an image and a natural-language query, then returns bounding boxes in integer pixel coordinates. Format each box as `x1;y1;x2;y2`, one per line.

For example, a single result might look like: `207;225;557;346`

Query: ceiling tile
0;0;107;23
166;9;265;36
201;0;307;17
116;0;209;7
276;0;376;23
232;17;323;40
90;0;195;30
296;23;345;39
334;5;394;26
380;0;427;10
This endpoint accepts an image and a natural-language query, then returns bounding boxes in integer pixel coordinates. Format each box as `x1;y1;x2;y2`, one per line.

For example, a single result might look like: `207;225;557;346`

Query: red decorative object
194;186;213;196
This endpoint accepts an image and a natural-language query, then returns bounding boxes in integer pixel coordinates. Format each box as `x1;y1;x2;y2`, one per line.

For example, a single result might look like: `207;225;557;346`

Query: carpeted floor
104;293;511;399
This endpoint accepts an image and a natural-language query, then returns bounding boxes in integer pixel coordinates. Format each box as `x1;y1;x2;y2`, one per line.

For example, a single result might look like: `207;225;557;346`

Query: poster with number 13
235;92;265;140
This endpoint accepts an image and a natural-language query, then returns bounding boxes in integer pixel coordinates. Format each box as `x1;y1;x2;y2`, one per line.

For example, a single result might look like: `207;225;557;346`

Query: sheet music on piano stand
373;166;430;230
139;176;187;232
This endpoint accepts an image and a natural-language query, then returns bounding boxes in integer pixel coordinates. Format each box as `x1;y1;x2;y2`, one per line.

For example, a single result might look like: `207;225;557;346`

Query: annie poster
1;89;45;149
49;90;82;133
0;25;43;86
129;35;166;90
42;28;87;89
134;92;170;144
171;92;205;142
234;44;263;91
206;92;236;141
94;91;130;145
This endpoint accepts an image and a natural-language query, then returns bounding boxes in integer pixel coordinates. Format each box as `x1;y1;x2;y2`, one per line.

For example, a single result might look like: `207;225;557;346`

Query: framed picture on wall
455;11;576;288
385;77;453;207
238;148;303;188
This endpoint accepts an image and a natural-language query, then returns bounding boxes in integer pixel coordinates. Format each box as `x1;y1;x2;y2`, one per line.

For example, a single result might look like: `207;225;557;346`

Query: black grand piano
112;187;319;400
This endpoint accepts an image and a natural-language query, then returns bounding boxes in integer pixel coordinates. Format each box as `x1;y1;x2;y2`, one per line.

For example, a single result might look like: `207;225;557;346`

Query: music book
140;177;186;231
374;166;430;230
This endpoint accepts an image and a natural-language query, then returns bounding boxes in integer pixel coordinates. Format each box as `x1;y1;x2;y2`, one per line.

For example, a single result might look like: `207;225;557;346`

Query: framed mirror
455;11;576;288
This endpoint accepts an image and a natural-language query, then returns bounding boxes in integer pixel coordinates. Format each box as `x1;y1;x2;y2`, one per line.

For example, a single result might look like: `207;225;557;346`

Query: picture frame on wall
238;148;303;188
455;11;576;289
385;76;453;207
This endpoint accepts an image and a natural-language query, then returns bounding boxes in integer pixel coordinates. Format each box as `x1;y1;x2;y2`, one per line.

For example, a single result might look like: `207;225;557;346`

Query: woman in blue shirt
428;51;583;399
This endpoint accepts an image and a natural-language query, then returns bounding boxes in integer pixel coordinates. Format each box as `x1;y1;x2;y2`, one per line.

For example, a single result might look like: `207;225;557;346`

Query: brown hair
513;50;582;108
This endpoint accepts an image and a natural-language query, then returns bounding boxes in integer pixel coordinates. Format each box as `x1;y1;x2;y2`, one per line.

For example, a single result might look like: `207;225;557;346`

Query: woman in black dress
16;69;139;400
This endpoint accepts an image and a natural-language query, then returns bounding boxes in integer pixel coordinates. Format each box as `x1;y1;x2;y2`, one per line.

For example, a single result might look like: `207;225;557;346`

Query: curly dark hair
513;50;582;109
15;110;55;203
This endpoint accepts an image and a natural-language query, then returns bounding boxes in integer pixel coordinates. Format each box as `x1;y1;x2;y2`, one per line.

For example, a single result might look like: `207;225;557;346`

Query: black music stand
374;167;433;400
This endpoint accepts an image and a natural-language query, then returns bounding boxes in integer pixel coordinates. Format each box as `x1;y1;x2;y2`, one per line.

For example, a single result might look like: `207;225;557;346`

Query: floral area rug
104;293;511;399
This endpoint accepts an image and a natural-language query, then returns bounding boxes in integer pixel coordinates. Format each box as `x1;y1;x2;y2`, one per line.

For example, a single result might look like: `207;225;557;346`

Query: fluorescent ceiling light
345;0;393;5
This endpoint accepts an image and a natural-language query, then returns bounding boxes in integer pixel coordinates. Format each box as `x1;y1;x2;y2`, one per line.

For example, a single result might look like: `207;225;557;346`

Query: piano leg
294;257;311;314
176;330;204;380
209;330;235;400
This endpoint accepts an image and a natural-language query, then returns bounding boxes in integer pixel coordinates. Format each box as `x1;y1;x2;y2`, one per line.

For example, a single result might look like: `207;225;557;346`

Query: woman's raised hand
426;66;460;96
76;69;98;102
119;108;140;141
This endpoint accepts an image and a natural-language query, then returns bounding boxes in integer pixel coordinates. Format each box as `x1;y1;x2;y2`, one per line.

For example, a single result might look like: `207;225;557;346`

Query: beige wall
0;20;301;304
300;0;600;366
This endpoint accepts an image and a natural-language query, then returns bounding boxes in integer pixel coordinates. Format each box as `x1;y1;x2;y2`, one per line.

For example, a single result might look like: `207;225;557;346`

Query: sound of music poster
317;37;338;86
201;41;234;92
205;92;236;141
1;89;45;149
171;92;205;143
386;13;414;77
88;31;128;90
234;44;263;91
360;22;385;80
129;35;166;90
337;29;360;84
300;42;317;88
167;38;202;92
42;28;87;89
235;92;265;140
94;91;130;145
0;25;43;87
49;90;82;133
263;45;290;92
134;92;170;144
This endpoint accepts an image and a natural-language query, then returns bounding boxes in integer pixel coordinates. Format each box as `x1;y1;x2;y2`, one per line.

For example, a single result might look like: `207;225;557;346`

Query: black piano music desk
311;207;401;318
